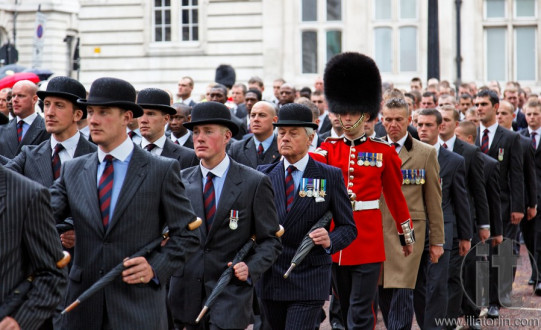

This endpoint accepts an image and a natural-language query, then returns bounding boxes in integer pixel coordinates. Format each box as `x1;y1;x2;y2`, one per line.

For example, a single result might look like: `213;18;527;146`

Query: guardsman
311;52;415;329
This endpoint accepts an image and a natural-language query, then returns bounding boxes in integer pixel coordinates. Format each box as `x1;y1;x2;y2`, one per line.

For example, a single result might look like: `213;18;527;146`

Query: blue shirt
17;112;38;141
200;155;231;209
253;134;275;153
283;153;310;195
96;137;134;221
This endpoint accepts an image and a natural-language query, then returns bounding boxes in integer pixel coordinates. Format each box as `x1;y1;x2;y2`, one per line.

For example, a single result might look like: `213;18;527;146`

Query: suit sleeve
4;148;26;174
523;143;537;209
49;165;72;223
328;167;357;253
245;175;282;283
470;150;489;228
13;187;67;329
424;148;445;245
451;156;472;240
509;134;525;213
147;160;200;282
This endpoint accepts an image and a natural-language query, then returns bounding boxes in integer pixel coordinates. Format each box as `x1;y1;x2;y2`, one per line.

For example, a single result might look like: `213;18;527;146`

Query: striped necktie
145;143;156;152
98;155;115;228
285;165;296;212
481;129;489;154
17;120;24;143
52;144;64;180
203;172;216;230
531;132;537;149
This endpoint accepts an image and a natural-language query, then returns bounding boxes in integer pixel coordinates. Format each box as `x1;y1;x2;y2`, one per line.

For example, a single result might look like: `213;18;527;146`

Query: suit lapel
81;154;104;236
263;136;280;164
74;136;94;157
206;161;243;242
185;167;207;242
454;139;464;155
5;120;18;156
0;167;6;216
488;126;504;157
268;161;287;223
35;142;55;186
399;145;412;167
106;147;149;235
161;138;176;159
244;138;258;168
20;116;43;150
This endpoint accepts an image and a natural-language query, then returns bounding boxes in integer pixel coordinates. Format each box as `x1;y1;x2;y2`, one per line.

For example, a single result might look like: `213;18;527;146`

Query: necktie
17;120;24;143
98;155;115;228
531;132;537;149
174;139;180;145
203;172;216;230
145;143;156;152
257;143;264;156
442;143;448;149
285;165;296;212
481;129;489;154
52;144;64;180
128;131;135;140
392;142;400;153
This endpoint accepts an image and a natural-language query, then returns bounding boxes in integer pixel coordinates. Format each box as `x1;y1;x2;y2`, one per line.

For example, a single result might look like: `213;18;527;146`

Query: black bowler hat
37;76;88;118
183;101;239;136
136;88;176;115
273;103;318;130
0;112;7;125
324;52;381;119
77;77;143;118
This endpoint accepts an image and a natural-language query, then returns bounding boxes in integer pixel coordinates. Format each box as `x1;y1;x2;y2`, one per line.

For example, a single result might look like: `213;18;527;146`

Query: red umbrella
0;72;40;89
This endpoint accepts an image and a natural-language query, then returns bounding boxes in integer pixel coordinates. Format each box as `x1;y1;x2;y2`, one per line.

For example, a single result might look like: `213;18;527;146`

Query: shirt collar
51;131;81;154
439;134;456;151
200;154;230;178
284;153;310;173
17;112;38;125
330;128;344;138
432;141;441;155
98;137;134;163
254;133;274;146
126;127;141;136
172;131;190;144
529;127;541;137
141;134;167;149
388;133;408;148
480;122;498;134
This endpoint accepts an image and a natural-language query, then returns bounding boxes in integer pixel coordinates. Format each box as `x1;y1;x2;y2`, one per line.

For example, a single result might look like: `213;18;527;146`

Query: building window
181;0;199;41
300;0;343;74
154;0;171;42
373;0;418;74
484;0;537;81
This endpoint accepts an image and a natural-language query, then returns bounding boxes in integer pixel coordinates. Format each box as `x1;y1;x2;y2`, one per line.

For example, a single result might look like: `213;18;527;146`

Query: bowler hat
324;52;381;119
77;77;143;118
183;101;239;136
136;88;176;115
273;103;318;130
37;76;88;118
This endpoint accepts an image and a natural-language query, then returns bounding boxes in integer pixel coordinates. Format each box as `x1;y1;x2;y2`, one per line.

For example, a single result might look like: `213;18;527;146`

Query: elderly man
0;80;50;159
258;103;356;330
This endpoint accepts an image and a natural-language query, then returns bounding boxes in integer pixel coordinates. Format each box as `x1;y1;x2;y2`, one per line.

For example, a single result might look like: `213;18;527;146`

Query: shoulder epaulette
369;136;391;146
313;148;328;157
324;137;341;144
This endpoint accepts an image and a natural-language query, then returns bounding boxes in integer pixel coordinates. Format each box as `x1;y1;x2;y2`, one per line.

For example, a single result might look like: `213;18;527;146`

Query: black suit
160;138;199;169
375;121;419;140
235;103;248;120
50;146;200;330
168;159;282;329
0;166;67;329
230;114;248;141
319;115;332;134
513;110;528;131
415;147;470;329
0;115;50;159
228;135;280;169
5;136;96;187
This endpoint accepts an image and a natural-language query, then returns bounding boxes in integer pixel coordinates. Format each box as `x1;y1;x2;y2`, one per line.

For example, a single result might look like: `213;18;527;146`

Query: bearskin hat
215;64;236;89
324;52;381;120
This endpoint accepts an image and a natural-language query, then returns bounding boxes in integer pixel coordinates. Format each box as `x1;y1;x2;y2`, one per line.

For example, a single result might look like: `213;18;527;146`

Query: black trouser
262;299;325;330
378;287;414;330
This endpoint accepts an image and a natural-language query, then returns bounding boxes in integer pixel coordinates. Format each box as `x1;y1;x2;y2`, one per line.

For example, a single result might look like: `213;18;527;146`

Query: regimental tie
51;143;64;180
174;140;180;145
144;143;156;152
481;129;489;154
285;165;296;212
392;142;400;153
17;120;24;143
128;131;135;140
98;155;115;228
203;172;216;230
257;143;264;156
531;132;537;149
442;142;448;149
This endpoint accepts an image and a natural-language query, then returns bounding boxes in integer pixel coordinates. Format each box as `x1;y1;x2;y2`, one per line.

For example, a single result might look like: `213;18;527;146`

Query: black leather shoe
469;318;482;330
487;305;500;319
535;283;541;296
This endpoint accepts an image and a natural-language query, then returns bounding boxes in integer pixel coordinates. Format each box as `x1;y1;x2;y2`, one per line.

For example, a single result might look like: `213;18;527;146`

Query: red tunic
311;136;412;265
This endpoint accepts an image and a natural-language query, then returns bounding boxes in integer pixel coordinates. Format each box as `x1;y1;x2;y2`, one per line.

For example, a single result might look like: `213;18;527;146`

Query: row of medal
356;152;383;167
402;169;426;185
299;178;326;202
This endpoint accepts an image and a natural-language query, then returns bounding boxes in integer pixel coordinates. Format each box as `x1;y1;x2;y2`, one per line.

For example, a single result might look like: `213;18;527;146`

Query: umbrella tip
195;306;209;323
283;263;296;279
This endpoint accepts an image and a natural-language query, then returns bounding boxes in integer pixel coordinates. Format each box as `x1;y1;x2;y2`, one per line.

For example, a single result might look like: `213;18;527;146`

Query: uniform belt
351;200;379;211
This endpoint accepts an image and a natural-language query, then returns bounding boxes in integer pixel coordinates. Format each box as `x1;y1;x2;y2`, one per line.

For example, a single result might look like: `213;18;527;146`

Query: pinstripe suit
50;146;200;330
257;157;356;329
0;166;67;329
160;136;198;169
0;115;50;159
5;136;96;187
168;159;282;330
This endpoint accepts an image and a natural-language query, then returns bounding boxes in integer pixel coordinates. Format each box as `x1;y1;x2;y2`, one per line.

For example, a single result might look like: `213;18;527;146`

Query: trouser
261;299;325;330
378;287;414;330
332;262;381;330
446;238;463;322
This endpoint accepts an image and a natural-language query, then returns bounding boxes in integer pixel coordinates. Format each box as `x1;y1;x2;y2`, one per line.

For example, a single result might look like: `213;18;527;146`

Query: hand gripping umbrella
195;225;285;323
283;210;333;279
61;218;202;314
0;251;71;319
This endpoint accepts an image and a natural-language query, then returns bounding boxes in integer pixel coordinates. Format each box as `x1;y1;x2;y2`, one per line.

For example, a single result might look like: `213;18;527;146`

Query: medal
415;169;421;184
420;169;426;184
319;179;327;197
369;153;376;166
299;178;307;197
229;210;239;230
498;148;504;162
313;179;320;199
299;190;307;197
363;152;370;166
401;170;406;185
404;169;411;185
357;152;363;166
306;178;314;197
376;153;382;167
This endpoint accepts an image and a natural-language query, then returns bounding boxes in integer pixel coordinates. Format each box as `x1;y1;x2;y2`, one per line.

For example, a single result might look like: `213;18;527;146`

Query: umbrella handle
283;263;297;279
61;299;80;315
188;218;203;231
276;225;285;238
56;251;71;269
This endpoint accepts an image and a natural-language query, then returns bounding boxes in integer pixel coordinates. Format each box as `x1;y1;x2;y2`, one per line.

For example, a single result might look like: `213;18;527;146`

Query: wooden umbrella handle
56;251;71;269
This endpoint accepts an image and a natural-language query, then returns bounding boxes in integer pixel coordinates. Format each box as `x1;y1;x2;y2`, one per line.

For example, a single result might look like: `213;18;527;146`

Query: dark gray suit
168;159;282;329
0;166;67;329
0;115;50;159
50;146;200;330
228;135;280;169
5;136;96;187
160;137;198;169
